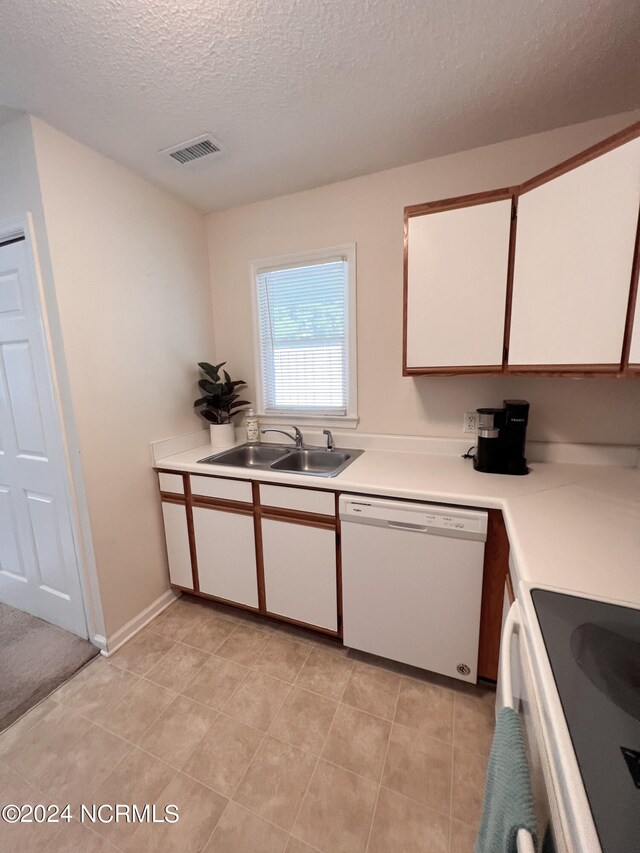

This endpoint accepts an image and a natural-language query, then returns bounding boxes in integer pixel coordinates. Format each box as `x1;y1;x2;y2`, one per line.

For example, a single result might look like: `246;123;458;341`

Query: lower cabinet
261;518;337;631
193;505;259;608
161;501;193;590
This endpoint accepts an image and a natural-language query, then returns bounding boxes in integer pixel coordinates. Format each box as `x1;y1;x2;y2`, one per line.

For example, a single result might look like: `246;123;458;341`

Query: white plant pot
209;423;236;450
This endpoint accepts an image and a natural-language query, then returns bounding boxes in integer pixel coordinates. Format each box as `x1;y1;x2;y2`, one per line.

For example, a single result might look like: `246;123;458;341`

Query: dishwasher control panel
339;496;487;539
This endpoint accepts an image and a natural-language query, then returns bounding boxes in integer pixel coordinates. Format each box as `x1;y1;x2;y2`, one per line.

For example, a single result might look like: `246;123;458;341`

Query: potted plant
194;361;251;449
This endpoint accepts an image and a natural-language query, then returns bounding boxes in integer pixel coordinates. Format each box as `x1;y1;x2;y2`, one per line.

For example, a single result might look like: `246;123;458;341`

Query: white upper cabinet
509;137;640;368
405;195;513;372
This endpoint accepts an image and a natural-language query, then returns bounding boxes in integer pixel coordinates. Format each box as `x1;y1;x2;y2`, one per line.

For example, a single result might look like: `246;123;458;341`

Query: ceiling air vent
160;134;225;166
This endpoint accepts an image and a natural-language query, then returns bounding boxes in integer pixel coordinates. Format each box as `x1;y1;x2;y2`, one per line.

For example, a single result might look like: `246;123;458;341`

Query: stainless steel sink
270;448;362;477
198;444;363;477
198;444;294;467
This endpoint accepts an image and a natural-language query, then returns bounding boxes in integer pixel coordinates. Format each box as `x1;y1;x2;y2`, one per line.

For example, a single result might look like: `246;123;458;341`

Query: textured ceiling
1;0;639;211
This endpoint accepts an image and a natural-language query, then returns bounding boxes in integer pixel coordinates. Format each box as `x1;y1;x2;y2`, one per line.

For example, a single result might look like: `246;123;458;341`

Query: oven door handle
517;827;535;853
498;600;521;711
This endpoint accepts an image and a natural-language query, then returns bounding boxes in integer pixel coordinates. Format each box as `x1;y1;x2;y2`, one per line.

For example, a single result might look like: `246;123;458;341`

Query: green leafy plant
194;362;251;425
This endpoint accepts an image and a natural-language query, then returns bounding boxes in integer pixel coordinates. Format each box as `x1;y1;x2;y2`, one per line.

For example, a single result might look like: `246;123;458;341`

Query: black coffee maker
473;400;529;476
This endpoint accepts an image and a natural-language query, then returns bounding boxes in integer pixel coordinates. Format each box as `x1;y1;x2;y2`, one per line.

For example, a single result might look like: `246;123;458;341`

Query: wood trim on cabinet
191;496;254;515
263;610;341;638
335;492;343;635
403;365;504;377
159;491;185;504
505;570;515;605
477;509;510;682
260;506;336;529
252;482;267;612
404;186;517;218
621;202;640;371
501;196;518;367
183;474;200;593
171;584;261;614
505;363;623;376
518;120;640;195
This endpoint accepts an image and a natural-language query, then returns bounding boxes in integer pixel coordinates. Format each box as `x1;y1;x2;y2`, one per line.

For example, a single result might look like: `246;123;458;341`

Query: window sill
256;413;359;430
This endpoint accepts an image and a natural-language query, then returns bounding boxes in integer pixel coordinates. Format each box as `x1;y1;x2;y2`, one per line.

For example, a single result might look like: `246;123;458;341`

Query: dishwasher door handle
387;521;430;532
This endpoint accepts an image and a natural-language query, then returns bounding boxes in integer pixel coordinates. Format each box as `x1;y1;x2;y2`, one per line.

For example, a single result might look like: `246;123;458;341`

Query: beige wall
207;111;640;446
30;118;214;636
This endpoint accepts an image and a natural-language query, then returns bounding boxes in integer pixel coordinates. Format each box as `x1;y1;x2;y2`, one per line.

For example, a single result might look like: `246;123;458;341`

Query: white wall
207;111;640;446
28;118;214;636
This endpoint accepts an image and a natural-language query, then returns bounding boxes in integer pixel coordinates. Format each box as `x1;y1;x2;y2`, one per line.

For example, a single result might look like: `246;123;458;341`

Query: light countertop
155;443;640;608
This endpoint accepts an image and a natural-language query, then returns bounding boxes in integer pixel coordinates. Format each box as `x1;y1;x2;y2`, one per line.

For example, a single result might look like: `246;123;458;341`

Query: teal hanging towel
475;706;538;853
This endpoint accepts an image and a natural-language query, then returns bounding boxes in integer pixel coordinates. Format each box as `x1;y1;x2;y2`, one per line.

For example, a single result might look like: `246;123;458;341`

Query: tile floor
0;595;493;853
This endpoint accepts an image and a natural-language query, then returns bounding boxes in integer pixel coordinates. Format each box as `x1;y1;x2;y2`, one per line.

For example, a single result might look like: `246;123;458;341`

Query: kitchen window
251;244;357;427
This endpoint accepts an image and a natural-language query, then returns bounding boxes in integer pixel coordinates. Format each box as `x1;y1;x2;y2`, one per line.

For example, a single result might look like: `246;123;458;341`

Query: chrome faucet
323;430;335;451
261;426;304;448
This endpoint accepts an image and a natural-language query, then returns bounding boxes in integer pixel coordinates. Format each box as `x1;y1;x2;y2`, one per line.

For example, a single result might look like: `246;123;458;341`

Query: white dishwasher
340;495;487;683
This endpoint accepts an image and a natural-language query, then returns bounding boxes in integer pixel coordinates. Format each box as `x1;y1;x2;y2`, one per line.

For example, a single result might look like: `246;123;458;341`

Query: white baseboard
99;588;181;657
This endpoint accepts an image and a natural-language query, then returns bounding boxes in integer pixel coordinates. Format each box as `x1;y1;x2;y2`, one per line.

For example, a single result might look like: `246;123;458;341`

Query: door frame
0;212;106;648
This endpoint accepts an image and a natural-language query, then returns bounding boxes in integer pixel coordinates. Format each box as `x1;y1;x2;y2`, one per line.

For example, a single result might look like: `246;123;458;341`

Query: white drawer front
259;484;335;516
158;472;184;495
190;475;252;503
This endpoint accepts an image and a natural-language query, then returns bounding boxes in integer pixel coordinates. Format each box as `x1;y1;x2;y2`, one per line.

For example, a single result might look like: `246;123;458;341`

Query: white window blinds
256;257;349;414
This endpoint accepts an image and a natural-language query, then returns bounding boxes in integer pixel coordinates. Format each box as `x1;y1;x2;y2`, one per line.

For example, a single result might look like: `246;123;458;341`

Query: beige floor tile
181;655;248;709
148;599;201;641
99;678;176;741
294;650;354;700
382;723;452;816
234;736;316;831
286;838;320;853
137;695;217;767
449;818;478;852
223;671;291;731
125;771;227;853
453;689;495;756
0;763;53;853
110;631;175;675
203;801;288;853
368;786;449;853
395;677;454;743
253;636;311;682
451;747;488;829
54;661;139;720
268;687;337;755
293;759;378;853
40;721;131;802
87;747;175;847
145;642;209;691
179;612;236;654
321;705;390;781
41;821;119;853
0;696;58;758
2;702;93;786
341;663;401;720
216;626;270;666
182;714;263;796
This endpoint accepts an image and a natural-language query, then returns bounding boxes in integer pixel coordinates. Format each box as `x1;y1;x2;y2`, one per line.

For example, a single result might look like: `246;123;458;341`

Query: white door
193;506;259;607
509;137;640;367
262;519;337;631
405;198;513;370
0;236;87;637
161;501;194;590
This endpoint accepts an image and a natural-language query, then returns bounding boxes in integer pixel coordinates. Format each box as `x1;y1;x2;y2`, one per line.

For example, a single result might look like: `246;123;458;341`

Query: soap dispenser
245;409;260;443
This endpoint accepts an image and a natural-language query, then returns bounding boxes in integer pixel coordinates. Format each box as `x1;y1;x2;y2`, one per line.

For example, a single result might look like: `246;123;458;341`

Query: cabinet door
193;506;258;607
405;196;513;371
161;501;193;589
262;519;337;631
509;137;640;368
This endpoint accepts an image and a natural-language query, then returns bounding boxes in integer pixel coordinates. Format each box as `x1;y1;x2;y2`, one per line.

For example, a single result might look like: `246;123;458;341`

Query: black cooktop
531;589;640;853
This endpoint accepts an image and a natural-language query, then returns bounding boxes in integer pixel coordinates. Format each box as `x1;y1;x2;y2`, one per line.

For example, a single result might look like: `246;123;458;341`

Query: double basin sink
198;443;363;478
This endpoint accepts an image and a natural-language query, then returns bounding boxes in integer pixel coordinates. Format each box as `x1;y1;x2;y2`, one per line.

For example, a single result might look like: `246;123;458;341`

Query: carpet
0;602;99;732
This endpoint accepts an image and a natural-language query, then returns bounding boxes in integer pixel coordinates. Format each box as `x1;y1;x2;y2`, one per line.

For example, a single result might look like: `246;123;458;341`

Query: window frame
250;243;358;429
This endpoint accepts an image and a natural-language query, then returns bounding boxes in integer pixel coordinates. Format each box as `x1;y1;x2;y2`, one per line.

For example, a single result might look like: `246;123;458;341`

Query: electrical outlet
463;412;477;434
